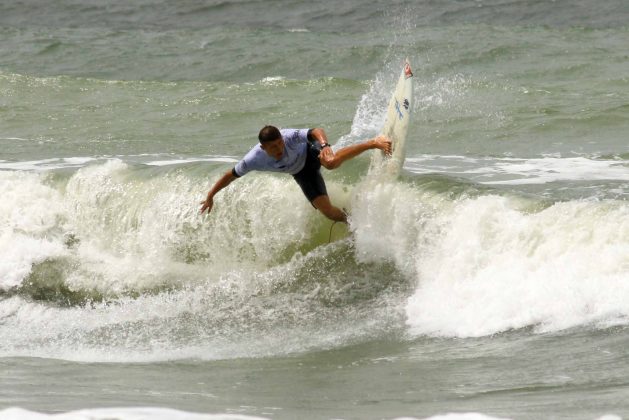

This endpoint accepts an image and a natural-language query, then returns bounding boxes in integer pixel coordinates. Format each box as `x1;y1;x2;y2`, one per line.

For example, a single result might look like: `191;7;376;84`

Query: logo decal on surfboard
395;99;404;120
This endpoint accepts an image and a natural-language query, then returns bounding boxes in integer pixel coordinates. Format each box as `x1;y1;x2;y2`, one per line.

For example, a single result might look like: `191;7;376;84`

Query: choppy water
1;1;629;419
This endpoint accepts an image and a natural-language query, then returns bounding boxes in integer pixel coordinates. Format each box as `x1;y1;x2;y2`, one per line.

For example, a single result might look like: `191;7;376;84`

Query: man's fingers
200;199;213;214
376;136;392;155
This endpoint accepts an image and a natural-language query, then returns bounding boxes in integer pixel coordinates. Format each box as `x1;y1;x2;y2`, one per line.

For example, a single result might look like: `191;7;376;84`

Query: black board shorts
292;142;327;203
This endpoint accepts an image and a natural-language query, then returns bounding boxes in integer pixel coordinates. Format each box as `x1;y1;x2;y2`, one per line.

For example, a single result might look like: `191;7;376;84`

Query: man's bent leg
312;195;347;223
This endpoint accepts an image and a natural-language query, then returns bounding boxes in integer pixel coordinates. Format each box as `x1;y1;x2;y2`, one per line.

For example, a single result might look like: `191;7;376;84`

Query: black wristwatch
321;142;330;149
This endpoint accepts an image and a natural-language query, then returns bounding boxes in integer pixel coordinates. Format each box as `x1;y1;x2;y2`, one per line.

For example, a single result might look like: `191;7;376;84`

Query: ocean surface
1;1;629;419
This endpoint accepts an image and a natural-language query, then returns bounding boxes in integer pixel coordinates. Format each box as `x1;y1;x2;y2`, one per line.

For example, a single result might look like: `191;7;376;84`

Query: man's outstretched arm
311;127;391;170
200;170;238;214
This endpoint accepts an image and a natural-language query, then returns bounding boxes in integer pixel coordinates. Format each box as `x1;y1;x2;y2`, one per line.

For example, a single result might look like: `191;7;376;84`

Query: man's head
258;125;284;160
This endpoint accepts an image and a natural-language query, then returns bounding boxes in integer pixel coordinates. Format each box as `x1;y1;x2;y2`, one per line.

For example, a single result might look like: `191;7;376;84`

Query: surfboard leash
328;208;349;243
328;221;339;243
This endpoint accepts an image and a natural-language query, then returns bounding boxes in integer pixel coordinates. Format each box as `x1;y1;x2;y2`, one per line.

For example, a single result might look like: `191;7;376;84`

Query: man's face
260;137;285;160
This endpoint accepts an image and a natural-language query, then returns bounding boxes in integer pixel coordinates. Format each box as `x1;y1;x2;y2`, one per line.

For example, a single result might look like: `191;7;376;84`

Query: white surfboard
370;59;413;178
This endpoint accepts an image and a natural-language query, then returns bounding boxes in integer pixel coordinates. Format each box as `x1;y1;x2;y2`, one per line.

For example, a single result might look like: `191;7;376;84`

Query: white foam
3;155;628;360
0;155;240;171
0;407;268;420
0;233;66;289
0;137;29;141
348;166;629;338
0;160;364;362
0;408;616;420
403;195;629;337
145;156;237;166
0;157;97;171
410;414;619;420
350;179;438;275
0;171;68;290
400;414;511;420
260;76;286;85
405;155;629;185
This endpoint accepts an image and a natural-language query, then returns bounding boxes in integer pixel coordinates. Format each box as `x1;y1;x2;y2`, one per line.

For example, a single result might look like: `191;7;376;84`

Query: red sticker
404;62;413;79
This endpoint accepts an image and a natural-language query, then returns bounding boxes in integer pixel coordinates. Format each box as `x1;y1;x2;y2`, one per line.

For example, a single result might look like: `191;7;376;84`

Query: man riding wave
200;125;391;223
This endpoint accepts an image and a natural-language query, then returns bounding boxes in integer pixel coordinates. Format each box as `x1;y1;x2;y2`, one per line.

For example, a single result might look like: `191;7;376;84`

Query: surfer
200;126;391;222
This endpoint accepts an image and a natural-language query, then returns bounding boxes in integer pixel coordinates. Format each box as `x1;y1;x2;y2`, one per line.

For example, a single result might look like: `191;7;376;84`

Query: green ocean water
1;1;629;419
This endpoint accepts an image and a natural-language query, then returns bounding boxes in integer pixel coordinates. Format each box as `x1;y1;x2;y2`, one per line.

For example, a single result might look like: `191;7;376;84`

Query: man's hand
319;146;335;167
199;170;238;216
200;196;214;214
373;135;392;155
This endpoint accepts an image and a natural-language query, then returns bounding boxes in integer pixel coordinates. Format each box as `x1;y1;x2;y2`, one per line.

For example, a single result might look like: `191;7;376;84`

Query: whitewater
2;0;629;418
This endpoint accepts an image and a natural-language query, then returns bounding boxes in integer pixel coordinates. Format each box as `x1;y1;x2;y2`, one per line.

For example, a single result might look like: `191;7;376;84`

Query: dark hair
258;125;282;144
